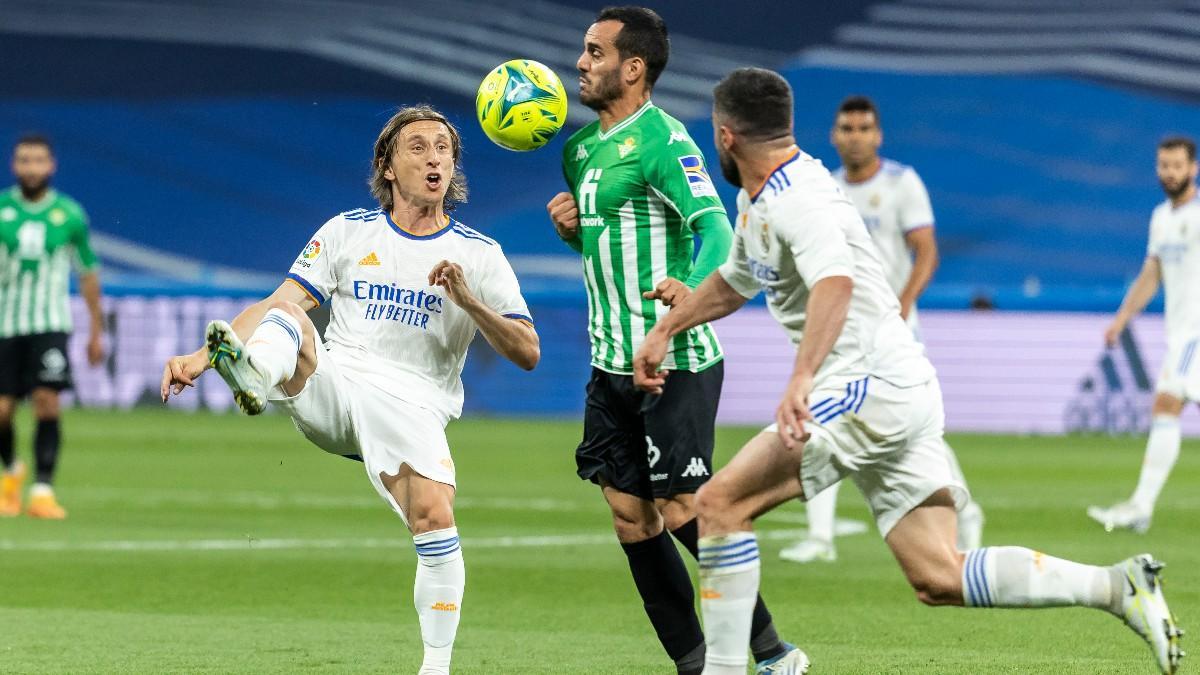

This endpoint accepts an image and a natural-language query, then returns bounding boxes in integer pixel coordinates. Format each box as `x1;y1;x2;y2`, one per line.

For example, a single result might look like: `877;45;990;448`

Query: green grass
0;409;1195;673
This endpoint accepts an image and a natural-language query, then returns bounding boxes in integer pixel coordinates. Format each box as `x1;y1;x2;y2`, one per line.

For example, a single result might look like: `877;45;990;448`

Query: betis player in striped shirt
0;135;104;519
546;8;802;675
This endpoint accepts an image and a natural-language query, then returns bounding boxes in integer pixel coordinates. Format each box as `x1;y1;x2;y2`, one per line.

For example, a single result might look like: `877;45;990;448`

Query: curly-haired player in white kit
160;105;539;675
634;68;1182;675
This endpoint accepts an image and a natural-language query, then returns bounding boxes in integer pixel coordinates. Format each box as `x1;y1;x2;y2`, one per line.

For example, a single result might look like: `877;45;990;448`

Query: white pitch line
0;529;820;554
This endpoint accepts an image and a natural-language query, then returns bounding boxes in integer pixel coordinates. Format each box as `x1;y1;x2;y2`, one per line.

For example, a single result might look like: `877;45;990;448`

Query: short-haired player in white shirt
780;96;985;565
1088;136;1199;535
159;105;539;675
634;68;1182;675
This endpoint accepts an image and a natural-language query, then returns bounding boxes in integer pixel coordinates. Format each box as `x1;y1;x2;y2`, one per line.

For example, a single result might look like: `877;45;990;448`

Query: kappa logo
680;457;708;478
358;251;381;266
575;144;589;161
667;131;688;145
0;207;17;222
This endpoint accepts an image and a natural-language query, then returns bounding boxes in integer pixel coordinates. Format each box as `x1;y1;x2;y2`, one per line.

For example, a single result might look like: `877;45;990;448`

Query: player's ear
718;124;735;152
624;56;644;88
382;160;395;182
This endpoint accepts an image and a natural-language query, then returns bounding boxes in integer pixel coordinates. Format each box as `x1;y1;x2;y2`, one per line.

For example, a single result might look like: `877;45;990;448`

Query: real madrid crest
869;193;881;208
760;221;771;251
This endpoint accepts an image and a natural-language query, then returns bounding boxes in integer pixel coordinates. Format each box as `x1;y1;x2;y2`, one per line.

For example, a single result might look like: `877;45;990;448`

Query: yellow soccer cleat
0;462;26;517
26;487;67;520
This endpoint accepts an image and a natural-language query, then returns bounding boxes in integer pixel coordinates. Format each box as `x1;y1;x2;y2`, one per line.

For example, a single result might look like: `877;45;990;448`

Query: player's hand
643;278;690;308
161;350;208;402
898;297;914;321
633;329;671;394
87;332;104;366
1104;319;1125;348
775;372;815;449
547;192;580;241
429;260;476;309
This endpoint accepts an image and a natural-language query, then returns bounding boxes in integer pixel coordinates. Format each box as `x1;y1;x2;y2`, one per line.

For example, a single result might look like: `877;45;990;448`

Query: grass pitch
0;408;1195;673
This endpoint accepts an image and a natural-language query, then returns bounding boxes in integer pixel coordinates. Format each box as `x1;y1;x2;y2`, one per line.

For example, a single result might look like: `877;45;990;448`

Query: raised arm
1105;256;1162;347
429;260;540;371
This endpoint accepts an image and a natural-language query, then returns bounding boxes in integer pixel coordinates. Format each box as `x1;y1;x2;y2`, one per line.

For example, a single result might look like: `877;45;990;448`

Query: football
475;59;568;152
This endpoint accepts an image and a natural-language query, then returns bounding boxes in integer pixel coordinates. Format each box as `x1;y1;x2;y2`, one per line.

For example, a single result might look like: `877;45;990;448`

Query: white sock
1130;415;1181;512
29;482;53;497
698;532;759;674
245;309;302;386
805;482;839;542
413;527;464;673
963;547;1120;614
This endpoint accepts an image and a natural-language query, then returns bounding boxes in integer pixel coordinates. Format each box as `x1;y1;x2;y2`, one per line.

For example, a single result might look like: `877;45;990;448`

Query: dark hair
836;95;880;125
1159;135;1197;162
712;68;793;141
595;6;670;88
370;104;467;212
13;134;53;156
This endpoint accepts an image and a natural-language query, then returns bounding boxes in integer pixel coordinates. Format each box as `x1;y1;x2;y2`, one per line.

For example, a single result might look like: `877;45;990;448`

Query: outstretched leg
888;492;1183;674
207;301;318;414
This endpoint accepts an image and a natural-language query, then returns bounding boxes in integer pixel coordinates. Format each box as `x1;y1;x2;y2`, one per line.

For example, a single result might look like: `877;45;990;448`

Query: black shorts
575;361;723;500
0;332;73;397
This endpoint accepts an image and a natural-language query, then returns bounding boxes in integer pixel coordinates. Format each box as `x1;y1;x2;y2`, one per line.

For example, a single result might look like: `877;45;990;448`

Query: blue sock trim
964;548;992;607
260;313;301;351
698;536;759;570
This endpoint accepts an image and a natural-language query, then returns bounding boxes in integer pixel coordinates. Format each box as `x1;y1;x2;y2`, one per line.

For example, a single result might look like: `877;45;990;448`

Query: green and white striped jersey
0;187;97;337
562;102;725;374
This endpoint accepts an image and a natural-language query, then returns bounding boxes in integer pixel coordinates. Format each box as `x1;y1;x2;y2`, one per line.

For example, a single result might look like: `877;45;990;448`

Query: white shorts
269;343;456;522
771;375;968;538
1155;335;1200;401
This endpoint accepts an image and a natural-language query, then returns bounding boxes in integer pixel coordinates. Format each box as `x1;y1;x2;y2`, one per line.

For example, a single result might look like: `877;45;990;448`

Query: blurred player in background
0;135;104;519
781;97;985;564
1088;136;1199;534
635;68;1182;675
546;7;804;674
161;105;539;675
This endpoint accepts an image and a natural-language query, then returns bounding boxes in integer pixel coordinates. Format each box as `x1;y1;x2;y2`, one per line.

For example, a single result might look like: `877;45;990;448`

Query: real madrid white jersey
718;148;934;389
832;159;934;296
287;208;532;421
1147;195;1200;346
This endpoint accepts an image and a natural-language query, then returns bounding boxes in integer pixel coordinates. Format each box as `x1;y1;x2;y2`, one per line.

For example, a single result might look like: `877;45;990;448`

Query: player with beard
0;135;104;519
1088;136;1200;534
546;6;805;674
634;67;1182;675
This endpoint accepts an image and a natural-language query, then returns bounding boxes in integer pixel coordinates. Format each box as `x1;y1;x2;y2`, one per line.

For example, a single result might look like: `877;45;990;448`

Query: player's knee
30;389;60;419
267;299;308;326
409;509;455;535
909;568;962;606
610;507;661;542
1152;393;1184;416
694;480;734;521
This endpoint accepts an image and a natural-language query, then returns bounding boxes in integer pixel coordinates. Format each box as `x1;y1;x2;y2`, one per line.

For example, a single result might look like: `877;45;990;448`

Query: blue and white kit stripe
809;377;869;425
260;313;301;352
698;534;759;573
963;548;994;607
415;533;461;559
